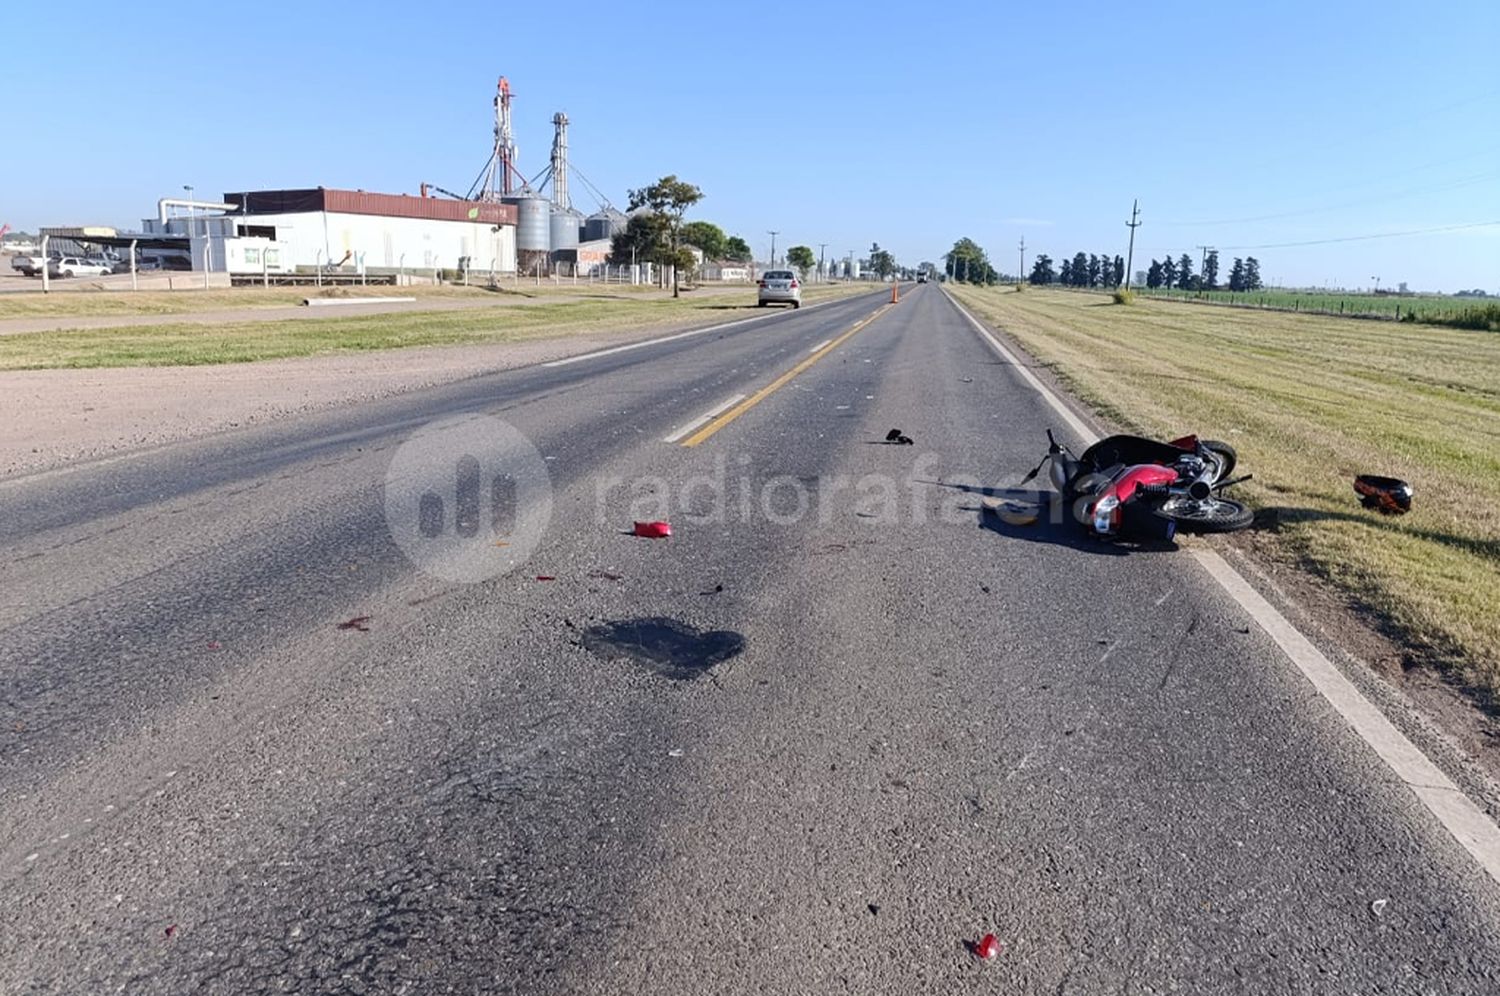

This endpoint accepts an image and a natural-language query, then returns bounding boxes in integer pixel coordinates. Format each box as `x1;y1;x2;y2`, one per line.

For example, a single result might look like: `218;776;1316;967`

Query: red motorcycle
1024;430;1253;541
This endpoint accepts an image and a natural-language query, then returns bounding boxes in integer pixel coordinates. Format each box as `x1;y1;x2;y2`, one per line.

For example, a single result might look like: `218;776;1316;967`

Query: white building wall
239;211;517;272
148;211;517;273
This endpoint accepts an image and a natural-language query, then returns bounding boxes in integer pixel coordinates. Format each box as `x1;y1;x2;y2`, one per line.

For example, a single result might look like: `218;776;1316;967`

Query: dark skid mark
582;617;745;681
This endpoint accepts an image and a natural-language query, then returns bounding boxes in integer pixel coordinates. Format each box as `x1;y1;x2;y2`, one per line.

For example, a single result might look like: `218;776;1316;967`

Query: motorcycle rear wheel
1156;495;1253;533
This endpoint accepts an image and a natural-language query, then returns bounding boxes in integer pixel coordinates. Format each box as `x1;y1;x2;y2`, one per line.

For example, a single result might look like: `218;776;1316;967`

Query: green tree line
945;237;1001;284
1028;251;1125;288
1144;250;1263;291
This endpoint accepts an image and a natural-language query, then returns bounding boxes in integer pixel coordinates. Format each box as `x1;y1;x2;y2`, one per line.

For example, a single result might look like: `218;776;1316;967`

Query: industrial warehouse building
139;188;520;277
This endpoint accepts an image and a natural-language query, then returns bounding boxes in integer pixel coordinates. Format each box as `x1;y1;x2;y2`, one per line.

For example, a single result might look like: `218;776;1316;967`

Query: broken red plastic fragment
633;521;672;539
206;641;222;650
975;933;1001;960
535;575;557;582
164;924;178;940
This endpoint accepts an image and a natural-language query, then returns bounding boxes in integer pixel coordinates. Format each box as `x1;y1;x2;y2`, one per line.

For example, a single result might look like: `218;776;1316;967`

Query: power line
1211;219;1500;251
1158;169;1500;227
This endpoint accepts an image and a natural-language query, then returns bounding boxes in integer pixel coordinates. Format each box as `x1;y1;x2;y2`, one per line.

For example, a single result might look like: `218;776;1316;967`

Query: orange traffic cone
891;284;900;304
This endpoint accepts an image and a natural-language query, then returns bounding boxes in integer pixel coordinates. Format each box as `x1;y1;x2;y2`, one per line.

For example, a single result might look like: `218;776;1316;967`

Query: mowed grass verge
0;279;789;320
0;283;871;369
950;285;1500;698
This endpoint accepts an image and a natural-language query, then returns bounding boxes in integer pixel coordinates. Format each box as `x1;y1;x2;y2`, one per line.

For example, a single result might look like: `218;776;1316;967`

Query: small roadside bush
1111;289;1135;305
1440;302;1500;331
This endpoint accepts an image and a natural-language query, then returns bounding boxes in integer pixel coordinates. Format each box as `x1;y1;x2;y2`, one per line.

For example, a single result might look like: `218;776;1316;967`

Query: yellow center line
681;303;893;448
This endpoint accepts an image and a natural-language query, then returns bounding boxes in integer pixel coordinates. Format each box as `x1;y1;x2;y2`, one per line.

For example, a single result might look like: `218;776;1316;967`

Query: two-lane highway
2;284;1498;993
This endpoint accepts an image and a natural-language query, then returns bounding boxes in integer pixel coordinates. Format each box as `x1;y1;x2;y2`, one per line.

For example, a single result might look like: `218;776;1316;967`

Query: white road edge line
662;393;746;443
943;289;1500;886
542;294;860;368
810;339;832;353
662;416;711;444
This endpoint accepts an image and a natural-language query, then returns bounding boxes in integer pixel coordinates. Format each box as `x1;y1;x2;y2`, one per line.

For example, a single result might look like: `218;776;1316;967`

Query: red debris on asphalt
633;521;672;539
535;575;557;582
164;924;178;940
337;616;372;632
206;641;222;650
974;933;1002;960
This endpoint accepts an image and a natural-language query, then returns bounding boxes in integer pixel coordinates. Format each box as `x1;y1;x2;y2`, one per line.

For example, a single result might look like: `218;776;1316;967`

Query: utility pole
1124;199;1142;289
1018;235;1026;285
767;230;779;268
818;242;827;283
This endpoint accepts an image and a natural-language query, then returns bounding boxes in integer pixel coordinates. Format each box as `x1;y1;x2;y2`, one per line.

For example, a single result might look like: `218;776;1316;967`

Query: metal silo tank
549;207;581;252
503;190;551;252
584;208;626;242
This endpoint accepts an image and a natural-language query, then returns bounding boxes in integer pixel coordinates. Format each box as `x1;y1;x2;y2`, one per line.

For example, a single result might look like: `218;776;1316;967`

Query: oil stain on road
582;617;744;681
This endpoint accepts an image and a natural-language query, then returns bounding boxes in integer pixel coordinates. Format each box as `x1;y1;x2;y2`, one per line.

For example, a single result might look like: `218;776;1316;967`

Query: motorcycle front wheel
1200;439;1237;482
1156;495;1253;533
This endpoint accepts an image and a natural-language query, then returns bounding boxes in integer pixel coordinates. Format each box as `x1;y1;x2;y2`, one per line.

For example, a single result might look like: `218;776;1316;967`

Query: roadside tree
627;175;704;298
786;245;817;279
681;221;727;261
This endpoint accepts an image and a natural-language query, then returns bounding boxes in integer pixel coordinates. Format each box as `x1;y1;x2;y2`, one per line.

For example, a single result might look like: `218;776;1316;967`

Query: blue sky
2;0;1496;291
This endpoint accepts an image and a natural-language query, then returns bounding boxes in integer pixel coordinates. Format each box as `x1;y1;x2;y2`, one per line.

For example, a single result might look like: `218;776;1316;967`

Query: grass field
0;282;870;369
0;280;774;320
1136;286;1494;325
950;284;1500;699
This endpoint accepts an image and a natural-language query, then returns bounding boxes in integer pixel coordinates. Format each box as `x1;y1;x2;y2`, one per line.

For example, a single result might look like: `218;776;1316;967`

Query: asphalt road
2;284;1498;993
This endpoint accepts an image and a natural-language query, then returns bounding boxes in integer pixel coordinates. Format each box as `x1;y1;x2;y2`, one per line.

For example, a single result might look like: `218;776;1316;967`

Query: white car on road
757;269;802;308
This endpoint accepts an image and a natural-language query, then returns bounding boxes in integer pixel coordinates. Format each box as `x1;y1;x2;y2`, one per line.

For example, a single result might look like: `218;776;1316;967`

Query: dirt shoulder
0;319;706;479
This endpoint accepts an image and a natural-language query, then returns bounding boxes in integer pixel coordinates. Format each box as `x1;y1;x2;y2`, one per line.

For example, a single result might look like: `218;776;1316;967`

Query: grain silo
584;208;627;242
549;206;582;253
504;188;550;273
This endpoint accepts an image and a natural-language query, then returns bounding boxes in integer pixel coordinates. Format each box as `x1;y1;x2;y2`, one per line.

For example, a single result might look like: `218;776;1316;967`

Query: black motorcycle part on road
1119;499;1179;542
1077;434;1190;474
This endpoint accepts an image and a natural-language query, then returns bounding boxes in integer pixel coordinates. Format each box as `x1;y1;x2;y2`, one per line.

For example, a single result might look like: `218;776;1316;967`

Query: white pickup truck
9;253;56;277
